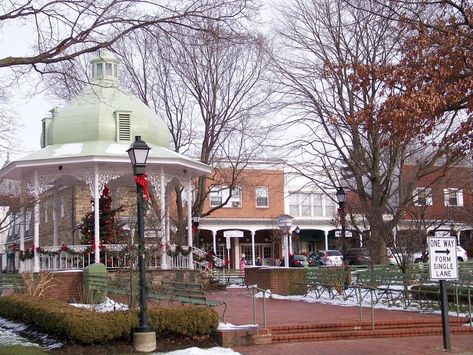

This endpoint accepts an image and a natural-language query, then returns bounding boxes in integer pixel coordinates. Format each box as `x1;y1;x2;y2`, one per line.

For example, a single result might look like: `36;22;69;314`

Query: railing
248;284;269;328
7;244;169;272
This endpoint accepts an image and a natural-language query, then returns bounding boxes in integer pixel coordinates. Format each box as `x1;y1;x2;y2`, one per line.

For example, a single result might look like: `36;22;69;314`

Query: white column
19;207;25;272
289;232;293;256
52;194;58;246
186;177;193;269
93;166;100;264
251;231;256;266
33;170;40;272
324;230;329;251
212;231;216;254
283;232;289;268
160;170;167;269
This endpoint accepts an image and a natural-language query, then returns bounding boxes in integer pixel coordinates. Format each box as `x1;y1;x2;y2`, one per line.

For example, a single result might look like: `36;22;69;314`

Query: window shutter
444;188;449;206
458;190;464;207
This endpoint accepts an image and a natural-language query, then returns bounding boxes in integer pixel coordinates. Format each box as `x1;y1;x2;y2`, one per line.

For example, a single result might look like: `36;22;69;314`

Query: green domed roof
43;50;171;148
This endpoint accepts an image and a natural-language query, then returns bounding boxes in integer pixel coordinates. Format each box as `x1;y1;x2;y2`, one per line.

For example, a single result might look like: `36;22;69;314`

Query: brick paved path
207;287;473;354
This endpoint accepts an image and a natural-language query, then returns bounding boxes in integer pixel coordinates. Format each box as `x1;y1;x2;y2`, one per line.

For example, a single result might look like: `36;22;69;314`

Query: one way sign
428;237;458;280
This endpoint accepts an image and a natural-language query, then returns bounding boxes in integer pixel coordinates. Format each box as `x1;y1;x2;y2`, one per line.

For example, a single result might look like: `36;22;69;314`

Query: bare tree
271;0;466;263
114;23;273;244
0;0;256;69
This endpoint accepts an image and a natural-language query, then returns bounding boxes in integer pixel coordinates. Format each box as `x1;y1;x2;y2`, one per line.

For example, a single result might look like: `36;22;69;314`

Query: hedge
0;295;219;345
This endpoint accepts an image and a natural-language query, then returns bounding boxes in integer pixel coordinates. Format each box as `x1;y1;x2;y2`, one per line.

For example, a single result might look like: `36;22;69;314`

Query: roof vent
116;111;131;142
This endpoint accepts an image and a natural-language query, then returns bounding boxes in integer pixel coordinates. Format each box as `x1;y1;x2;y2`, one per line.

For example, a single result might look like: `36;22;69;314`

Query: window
60;196;65;218
44;202;48;223
255;186;269;207
229;187;242;208
313;194;323;216
289;192;335;217
105;63;113;76
444;188;463;207
289;193;299;216
210;186;223;207
96;63;103;77
209;185;242;208
414;187;432;206
325;197;337;216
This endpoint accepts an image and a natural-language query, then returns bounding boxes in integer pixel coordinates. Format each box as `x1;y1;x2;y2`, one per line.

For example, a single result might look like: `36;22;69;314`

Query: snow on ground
2;286;471;353
0;316;63;349
155;347;241;355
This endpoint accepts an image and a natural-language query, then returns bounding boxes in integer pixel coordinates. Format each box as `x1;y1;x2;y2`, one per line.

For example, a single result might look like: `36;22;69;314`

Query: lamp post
277;214;293;267
192;211;201;248
127;136;156;353
336;187;347;253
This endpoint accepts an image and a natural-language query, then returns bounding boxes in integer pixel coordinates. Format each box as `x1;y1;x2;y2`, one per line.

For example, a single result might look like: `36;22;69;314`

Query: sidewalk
207;288;473;354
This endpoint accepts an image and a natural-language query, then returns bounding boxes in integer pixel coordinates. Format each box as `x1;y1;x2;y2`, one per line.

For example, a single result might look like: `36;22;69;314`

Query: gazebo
0;50;211;272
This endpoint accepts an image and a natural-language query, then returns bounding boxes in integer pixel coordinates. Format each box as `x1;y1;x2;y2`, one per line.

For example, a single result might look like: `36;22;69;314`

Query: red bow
135;174;149;201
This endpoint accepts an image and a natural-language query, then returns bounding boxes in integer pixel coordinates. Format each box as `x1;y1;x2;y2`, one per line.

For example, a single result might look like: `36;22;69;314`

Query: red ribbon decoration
135;173;150;201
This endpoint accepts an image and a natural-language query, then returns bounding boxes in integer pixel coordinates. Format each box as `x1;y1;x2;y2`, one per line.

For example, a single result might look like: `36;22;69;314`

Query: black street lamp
127;136;156;352
336;187;347;253
192;211;201;248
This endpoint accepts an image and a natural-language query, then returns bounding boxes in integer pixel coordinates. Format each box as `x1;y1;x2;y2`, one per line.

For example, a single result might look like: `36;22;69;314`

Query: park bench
354;268;417;307
303;267;354;301
0;273;25;295
149;280;227;321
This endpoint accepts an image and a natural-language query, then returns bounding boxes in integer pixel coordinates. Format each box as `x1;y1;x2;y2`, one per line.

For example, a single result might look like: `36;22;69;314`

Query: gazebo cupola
90;49;120;82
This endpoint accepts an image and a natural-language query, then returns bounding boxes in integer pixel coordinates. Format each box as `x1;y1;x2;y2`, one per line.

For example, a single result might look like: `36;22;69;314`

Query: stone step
271;325;473;343
270;318;468;334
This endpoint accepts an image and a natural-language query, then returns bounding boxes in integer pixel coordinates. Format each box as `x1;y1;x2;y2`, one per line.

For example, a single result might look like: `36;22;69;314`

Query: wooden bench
149;280;227;321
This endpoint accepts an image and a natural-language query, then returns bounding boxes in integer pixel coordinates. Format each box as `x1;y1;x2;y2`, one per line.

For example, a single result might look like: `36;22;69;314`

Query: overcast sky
0;0;279;163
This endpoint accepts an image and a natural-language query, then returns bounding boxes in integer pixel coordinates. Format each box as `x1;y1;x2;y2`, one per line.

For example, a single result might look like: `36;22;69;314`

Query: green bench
303;267;354;300
0;273;25;295
354;269;416;307
149;280;227;321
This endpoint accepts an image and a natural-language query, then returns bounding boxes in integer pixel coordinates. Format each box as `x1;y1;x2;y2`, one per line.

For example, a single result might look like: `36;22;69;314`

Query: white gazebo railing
7;245;231;273
15;244;165;272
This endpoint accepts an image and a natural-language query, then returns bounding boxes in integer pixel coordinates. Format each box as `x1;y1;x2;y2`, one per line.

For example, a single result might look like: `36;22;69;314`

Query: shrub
0;294;218;345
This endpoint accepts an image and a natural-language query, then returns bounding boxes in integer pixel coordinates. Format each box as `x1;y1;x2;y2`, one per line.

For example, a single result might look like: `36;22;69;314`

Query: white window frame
444;188;463;207
209;185;242;208
289;192;334;217
414;187;433;207
255;186;269;208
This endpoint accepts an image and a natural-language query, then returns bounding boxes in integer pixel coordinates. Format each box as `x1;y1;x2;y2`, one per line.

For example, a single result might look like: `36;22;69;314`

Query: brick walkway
207;287;473;354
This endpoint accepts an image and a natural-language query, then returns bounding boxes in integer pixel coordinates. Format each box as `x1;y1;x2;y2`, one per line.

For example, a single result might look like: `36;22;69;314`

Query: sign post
428;236;458;350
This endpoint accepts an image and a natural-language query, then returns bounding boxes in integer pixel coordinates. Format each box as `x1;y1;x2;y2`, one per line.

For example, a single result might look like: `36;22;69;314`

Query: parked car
387;248;416;265
309;250;343;267
413;246;468;263
290;254;308;267
343;248;371;265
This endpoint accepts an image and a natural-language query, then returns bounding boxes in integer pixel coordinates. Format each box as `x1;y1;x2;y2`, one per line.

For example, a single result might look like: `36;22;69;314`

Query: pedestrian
255;256;262;266
239;253;247;276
